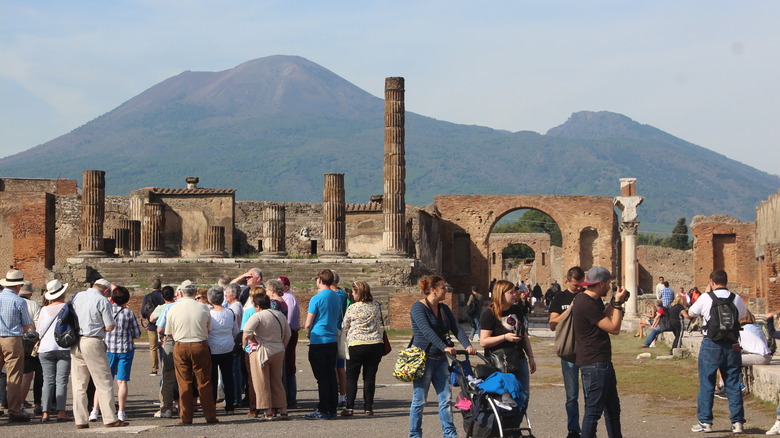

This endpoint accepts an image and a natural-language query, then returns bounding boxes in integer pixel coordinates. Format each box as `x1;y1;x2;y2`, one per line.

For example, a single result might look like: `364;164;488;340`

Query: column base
259;252;288;259
199;251;227;258
380;251;408;259
140;251;166;258
77;250;107;258
320;252;348;259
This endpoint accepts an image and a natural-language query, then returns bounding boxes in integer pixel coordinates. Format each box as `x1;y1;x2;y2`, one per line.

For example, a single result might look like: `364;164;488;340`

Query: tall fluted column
120;219;141;257
200;226;226;258
382;77;408;257
141;203;165;257
262;205;287;258
321;173;347;258
78;170;107;257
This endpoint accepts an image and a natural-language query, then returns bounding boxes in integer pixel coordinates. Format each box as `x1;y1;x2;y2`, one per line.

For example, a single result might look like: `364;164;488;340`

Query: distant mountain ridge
1;55;778;228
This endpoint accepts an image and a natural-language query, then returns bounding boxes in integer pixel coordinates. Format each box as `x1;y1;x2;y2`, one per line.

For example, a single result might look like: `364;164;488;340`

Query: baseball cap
580;267;613;286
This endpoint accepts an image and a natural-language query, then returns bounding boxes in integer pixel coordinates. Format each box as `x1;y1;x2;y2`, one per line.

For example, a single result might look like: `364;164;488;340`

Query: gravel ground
2;326;775;437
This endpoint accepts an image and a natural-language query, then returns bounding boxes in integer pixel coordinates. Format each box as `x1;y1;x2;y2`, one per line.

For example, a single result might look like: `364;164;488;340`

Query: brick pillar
112;227;130;257
141;203;165;257
382;77;408;258
321;173;348;258
78;170;107;258
200;226;226;258
262;205;287;258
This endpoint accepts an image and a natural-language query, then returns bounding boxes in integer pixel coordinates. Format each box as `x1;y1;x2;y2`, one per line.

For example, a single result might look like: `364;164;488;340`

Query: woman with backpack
408;275;475;438
37;280;72;422
479;279;536;421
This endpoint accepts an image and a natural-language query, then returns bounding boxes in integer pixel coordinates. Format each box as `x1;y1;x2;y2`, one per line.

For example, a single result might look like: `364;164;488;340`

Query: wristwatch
612;300;624;306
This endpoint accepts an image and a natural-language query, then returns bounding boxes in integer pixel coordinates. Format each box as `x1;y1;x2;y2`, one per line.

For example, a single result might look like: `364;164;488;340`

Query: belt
174;340;208;345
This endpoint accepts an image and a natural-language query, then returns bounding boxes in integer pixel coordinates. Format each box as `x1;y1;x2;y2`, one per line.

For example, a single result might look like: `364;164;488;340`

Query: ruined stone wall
0;178;77;195
235;201;322;255
756;190;780;257
637;245;693;294
691;215;755;295
153;194;234;257
756;190;780;310
0;192;55;286
551;245;563;284
415;209;442;273
345;211;383;256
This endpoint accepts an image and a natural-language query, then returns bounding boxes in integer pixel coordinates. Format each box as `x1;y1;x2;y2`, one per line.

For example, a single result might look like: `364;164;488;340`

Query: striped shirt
104;304;141;353
0;289;32;337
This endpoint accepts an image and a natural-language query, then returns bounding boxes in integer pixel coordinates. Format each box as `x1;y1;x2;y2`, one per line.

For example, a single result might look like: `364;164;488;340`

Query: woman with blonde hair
479;279;535;420
739;311;771;366
635;300;657;338
341;281;384;416
408;275;475;438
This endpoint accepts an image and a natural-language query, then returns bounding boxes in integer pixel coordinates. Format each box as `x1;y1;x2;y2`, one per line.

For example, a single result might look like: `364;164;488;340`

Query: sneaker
732;422;744;434
766;419;780;435
566;431;581;438
154;409;173;418
88;409;99;422
691;422;713;433
304;410;332;420
149;371;158;377
117;411;128;422
649;340;657;348
714;388;727;400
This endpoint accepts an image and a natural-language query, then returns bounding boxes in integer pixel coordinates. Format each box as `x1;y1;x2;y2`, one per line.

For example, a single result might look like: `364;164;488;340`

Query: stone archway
434;194;618;296
488;233;552;286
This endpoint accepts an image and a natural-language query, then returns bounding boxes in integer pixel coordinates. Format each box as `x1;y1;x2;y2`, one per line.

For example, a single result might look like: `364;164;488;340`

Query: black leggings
345;342;384;411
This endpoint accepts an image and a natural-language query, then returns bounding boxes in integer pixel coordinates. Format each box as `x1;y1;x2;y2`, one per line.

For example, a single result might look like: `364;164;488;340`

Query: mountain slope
1;55;777;227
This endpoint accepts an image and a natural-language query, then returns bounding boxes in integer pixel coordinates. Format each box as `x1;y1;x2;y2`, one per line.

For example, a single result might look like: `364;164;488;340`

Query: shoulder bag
554;305;576;363
379;303;392;356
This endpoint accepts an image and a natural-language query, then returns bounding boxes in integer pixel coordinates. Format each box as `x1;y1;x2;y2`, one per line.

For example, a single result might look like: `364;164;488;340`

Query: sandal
278;413;289;420
258;414;274;421
341;409;353;417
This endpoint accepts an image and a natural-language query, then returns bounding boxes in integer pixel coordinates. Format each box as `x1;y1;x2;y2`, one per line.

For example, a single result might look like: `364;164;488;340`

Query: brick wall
0;192;55;286
691;215;755;295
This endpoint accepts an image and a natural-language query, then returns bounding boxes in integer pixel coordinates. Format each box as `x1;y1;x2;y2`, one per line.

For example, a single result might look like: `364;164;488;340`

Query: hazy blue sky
1;1;778;176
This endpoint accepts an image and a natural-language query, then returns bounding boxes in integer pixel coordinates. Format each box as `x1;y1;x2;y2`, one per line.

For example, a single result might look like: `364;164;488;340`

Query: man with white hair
165;282;219;425
71;278;128;429
0;269;33;422
231;268;262;306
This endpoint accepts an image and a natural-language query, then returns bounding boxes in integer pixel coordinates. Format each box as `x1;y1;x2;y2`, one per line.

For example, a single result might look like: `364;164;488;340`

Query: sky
1;1;778;176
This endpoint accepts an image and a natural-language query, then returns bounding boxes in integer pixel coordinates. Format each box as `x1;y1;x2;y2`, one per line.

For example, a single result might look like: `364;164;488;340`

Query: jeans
309;342;338;416
511;357;531;420
580;362;622;438
345;342;384;411
469;315;481;340
697;337;744;424
409;356;457;438
39;350;71;412
561;359;581;433
642;328;663;346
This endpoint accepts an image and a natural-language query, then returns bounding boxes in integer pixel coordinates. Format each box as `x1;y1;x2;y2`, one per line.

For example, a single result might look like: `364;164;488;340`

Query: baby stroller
448;350;534;438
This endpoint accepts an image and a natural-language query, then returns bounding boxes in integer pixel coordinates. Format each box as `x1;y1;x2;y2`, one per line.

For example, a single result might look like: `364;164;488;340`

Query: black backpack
706;291;741;343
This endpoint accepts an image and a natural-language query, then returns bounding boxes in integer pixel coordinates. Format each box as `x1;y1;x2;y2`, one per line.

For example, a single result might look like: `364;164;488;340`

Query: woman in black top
479;280;536;418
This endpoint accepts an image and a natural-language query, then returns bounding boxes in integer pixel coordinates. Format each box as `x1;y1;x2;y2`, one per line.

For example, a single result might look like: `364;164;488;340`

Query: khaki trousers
70;336;117;425
249;350;286;411
0;336;25;417
147;330;160;373
173;341;217;423
159;336;176;410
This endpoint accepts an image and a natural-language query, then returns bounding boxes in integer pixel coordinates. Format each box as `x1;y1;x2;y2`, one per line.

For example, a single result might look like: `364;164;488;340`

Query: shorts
107;350;135;381
335;357;345;369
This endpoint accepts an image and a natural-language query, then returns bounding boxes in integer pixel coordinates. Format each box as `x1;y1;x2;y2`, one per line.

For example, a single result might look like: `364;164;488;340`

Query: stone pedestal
261;205;287;258
141;203;166;257
321;173;348;258
78;170;108;258
382;77;408;258
200;226;227;258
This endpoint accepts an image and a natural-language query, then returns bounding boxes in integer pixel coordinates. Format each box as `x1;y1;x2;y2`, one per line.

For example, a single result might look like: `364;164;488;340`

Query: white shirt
208;308;239;355
688;288;748;336
36;303;69;353
740;324;771;356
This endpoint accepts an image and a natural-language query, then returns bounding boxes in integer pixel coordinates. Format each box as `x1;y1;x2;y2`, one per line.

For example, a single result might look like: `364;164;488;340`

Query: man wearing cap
70;278;128;429
0;269;33;422
572;266;627;438
19;281;43;416
280;276;300;408
165;282;219;425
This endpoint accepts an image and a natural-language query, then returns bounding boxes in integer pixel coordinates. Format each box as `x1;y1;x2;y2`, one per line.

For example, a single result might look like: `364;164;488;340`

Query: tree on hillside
669;217;691;250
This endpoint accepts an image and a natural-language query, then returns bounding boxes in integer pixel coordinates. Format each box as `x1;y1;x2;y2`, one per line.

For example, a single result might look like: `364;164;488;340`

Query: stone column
78;170;107;257
141;203;165;257
614;178;644;317
262;205;287;258
321;173;348;258
382;77;408;258
112;227;130;257
200;226;226;258
121;219;142;257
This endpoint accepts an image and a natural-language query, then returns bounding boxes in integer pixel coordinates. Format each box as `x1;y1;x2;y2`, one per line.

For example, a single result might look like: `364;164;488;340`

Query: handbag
393;337;431;382
338;329;349;360
487;346;523;373
30;315;57;358
554;306;576;363
379;305;392;356
22;330;39;357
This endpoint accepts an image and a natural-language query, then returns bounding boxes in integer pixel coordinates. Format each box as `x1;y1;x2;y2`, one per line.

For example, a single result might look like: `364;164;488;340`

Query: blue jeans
39;350;71;412
512;357;530;419
409;356;457;438
697;337;744;424
561;359;581;433
580;362;622;438
469;316;481;339
642;328;663;346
